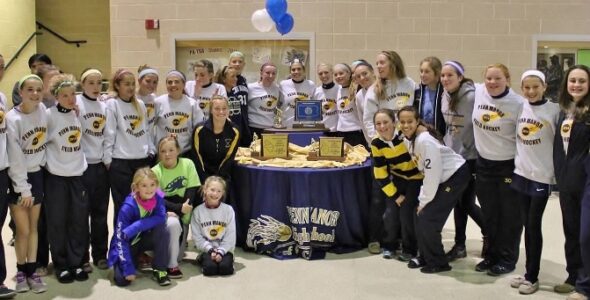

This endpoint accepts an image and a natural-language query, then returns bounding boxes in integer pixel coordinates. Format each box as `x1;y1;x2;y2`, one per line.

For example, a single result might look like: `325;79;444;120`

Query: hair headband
334;63;352;73
521;70;546;84
138;68;159;80
115;69;133;81
18;74;43;89
81;69;102;82
444;61;465;76
53;80;75;96
166;70;186;82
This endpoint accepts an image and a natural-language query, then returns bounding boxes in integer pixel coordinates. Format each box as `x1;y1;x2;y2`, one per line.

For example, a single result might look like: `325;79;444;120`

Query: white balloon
251;9;274;32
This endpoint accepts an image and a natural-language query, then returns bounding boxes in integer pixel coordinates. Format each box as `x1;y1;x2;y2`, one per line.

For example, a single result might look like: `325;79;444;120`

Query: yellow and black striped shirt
371;133;423;198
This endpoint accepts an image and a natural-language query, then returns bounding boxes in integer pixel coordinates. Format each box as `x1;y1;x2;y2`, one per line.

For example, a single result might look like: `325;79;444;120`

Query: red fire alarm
145;19;159;30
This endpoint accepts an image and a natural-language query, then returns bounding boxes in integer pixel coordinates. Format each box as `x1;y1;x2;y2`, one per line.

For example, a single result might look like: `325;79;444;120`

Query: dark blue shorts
8;169;44;205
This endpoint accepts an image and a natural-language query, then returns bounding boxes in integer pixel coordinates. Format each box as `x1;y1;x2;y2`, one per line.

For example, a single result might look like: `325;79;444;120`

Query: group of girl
0;52;245;294
365;50;590;300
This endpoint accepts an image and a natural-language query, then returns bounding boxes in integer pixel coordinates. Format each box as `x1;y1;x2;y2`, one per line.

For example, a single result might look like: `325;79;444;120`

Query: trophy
273;107;287;129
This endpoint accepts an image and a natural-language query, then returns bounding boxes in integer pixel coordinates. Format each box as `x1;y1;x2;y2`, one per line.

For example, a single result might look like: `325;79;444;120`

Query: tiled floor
3;193;572;299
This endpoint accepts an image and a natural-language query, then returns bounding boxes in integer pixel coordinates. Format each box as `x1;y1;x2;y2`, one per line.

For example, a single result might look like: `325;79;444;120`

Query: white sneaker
567;292;589;300
510;275;526;288
518;280;539;295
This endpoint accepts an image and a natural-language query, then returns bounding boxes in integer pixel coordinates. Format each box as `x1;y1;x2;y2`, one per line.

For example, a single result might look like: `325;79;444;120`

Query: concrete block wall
110;0;590;92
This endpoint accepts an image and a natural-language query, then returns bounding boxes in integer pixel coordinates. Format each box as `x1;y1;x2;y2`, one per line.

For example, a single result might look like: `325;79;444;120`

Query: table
231;160;372;260
263;127;330;147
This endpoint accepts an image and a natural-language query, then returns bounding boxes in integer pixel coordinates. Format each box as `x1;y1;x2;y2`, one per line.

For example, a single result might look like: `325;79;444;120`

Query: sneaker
138;253;153;272
0;284;16;298
481;236;489;258
82;262;93;273
56;269;74;284
555;282;576;294
445;244;467;262
510;275;526;288
14;272;29;293
407;257;425;269
382;249;394;259
73;268;89;281
420;264;452;274
35;267;48;277
26;273;47;294
567;292;589;300
368;242;381;254
475;259;494;272
397;252;413;262
94;259;109;270
518;280;539;295
168;267;183;279
152;270;171;286
487;264;514;276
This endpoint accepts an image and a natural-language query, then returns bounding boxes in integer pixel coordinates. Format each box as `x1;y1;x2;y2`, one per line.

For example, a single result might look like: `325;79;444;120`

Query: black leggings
452;159;485;245
517;191;548;283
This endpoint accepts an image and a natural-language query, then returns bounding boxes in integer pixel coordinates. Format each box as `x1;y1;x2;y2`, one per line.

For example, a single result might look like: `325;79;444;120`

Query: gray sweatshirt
191;202;236;255
441;81;478;160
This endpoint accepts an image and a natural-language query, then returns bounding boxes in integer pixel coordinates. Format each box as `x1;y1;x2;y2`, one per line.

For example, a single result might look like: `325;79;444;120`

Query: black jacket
553;111;590;194
190;118;240;183
414;82;446;136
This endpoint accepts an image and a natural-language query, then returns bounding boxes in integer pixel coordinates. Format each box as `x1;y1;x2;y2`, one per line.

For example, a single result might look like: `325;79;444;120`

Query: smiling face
333;65;351;86
567;68;589;103
290;62;305;81
135;177;158;200
260;65;277;86
204;181;225;207
374;112;395;141
82;73;103;98
440;65;462;93
223;68;238;90
317;65;333;85
56;85;77;109
419;61;438;87
484;67;509;97
139;74;158;95
521;76;546;103
19;79;43;106
158;140;180;169
116;74;136;100
210;98;229;124
398;110;419;139
166;75;185;99
354;65;374;89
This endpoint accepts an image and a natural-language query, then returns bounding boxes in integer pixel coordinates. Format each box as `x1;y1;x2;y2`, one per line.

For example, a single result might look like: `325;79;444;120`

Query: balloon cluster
251;0;294;35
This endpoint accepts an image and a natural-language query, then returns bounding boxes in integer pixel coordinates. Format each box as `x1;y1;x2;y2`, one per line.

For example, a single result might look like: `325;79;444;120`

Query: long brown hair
444;61;474;112
374;51;407;101
559;65;590;121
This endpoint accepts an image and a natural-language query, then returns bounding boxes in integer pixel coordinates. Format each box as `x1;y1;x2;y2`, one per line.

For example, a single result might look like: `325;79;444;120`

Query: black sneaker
475;259;494;272
421;264;452;274
407;257;425;269
167;267;183;279
397;252;413;262
73;268;89;281
152;270;171;286
487;264;514;276
56;269;75;284
446;244;467;262
0;284;16;298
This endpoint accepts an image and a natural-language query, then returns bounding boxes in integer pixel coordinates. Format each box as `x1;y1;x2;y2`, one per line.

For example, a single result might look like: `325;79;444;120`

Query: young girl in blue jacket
108;167;171;287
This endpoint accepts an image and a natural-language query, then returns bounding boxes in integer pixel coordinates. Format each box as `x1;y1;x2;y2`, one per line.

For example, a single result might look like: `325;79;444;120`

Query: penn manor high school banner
232;161;372;260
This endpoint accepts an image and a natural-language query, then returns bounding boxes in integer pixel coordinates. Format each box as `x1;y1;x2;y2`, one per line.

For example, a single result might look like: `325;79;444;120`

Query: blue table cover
231;160;372;259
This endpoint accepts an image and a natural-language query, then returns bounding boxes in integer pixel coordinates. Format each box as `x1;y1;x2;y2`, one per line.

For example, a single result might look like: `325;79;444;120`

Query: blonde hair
110;68;142;120
484;63;511;87
131;167;159;194
200;176;227;201
48;73;77;97
374;51;406;101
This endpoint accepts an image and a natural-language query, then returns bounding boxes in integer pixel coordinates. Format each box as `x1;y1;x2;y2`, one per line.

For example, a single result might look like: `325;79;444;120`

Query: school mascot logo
146;104;155;119
339;97;351;109
520;124;540;137
171;115;188;128
129;118;141;131
68;130;81;144
266;97;278;108
0;110;4;126
208;225;224;238
246;215;292;250
32;132;45;147
92;117;105;130
482;112;501;123
164;176;187;194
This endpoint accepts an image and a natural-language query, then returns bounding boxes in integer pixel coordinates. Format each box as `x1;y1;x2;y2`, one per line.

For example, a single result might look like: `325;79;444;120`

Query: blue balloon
276;13;294;35
266;0;288;22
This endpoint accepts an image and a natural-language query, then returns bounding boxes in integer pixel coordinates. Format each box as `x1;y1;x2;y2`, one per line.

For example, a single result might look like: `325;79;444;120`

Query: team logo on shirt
32;132;45;147
145;103;155;119
473;105;505;132
123;115;146;137
517;118;545;146
200;221;227;240
0;110;5;134
21;127;47;154
198;98;211;111
164;176;187;194
68;131;81;144
209;225;224;238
